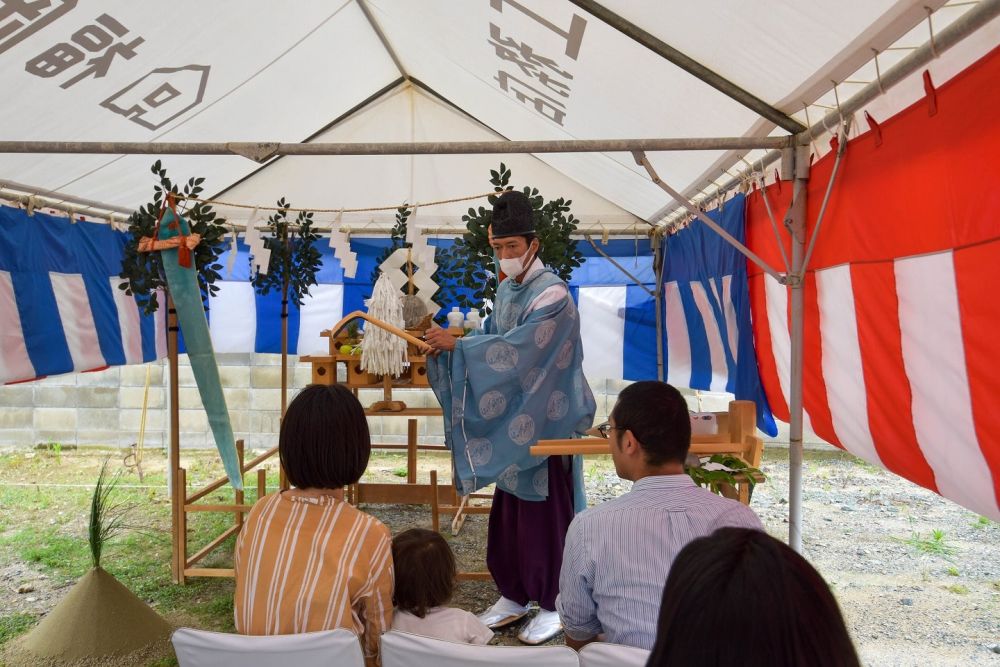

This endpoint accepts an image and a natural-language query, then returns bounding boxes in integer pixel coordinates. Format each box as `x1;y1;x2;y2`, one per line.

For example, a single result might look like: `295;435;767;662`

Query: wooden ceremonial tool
323;310;435;411
329;310;433;353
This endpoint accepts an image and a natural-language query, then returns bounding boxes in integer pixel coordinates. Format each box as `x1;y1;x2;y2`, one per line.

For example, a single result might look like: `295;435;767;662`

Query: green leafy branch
685;454;764;497
117;160;229;315
371;205;413;282
251;198;321;307
434;162;584;317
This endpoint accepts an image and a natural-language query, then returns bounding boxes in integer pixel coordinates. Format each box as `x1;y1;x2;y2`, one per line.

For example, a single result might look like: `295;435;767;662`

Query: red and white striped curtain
747;45;1000;521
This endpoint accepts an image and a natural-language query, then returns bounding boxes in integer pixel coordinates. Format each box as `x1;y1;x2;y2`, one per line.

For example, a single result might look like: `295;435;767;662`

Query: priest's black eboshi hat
491;190;535;238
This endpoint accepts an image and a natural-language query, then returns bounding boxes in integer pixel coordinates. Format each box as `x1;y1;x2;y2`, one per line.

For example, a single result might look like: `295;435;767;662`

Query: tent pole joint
227;143;280;163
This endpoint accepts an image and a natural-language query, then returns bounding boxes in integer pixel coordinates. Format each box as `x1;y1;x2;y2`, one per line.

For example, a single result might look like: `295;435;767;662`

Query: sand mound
12;567;173;665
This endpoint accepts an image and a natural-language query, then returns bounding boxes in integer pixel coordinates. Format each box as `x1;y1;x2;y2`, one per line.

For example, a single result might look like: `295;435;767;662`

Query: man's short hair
279;384;370;489
611;381;691;465
491;190;536;239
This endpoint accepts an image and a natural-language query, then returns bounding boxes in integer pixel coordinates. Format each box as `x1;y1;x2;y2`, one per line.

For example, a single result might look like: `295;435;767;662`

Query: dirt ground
1;446;998;666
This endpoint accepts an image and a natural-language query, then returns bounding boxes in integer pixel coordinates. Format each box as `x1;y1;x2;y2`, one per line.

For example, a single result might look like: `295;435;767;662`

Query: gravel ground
365;448;1000;666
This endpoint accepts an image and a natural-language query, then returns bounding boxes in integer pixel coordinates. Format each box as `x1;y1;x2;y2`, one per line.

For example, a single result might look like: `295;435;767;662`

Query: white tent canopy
1;0;997;227
222;84;640;230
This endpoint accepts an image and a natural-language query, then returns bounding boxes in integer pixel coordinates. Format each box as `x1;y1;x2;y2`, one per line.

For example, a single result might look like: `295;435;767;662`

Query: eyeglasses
596;422;624;439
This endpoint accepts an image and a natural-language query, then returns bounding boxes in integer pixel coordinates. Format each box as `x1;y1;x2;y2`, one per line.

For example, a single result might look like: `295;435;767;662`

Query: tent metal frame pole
0;179;133;216
0;136;791;158
632;151;785;283
654;0;1000;226
756;174;791;273
355;0;409;80
652;234;665;382
0;181;655;235
584;235;654;296
566;0;806;134
801;122;850;273
787;144;810;553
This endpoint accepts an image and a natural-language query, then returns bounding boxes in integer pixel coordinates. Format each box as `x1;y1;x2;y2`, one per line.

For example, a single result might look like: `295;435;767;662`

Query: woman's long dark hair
646;528;861;667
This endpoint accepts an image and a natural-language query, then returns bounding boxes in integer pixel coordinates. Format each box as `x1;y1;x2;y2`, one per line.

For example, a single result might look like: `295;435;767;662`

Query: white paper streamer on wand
244;207;269;277
328;209;358;278
406;203;436;267
360;273;408;377
225;225;239;277
404;203;419;245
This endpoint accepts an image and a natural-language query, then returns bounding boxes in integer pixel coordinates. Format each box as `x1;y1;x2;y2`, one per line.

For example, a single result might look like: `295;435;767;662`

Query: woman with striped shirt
234;384;393;666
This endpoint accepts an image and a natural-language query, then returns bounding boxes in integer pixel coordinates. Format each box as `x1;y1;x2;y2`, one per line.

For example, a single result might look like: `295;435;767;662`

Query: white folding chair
381;630;580;667
579;641;651;667
171;627;365;667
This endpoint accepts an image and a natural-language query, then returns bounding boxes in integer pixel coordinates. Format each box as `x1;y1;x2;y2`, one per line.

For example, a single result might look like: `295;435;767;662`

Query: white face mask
498;246;535;277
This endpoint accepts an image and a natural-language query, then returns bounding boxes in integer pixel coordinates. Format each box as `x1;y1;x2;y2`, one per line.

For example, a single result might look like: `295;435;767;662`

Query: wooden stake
406;247;414;296
407;419;418;484
279;276;289;491
177;467;187;585
430;469;439;533
235;440;245;532
167;293;181;585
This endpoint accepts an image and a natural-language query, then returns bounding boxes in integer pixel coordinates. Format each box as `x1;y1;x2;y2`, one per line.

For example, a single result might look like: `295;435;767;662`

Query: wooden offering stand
302;310;434;404
302;311;492;580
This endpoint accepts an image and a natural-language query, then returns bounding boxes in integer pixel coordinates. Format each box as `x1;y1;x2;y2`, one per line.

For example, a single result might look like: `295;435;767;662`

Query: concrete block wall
0;355;829;450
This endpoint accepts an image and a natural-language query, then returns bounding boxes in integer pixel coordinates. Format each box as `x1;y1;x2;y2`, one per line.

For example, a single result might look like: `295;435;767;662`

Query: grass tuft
89;458;132;569
972;515;993;529
0;613;37;646
897;528;955;557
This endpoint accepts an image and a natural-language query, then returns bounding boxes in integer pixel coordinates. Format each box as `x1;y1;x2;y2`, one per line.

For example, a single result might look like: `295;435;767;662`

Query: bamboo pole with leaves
252;201;321;412
281;223;290;416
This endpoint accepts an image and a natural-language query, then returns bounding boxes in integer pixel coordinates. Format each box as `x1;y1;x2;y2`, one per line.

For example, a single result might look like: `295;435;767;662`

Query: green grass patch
945;584;969;595
972;515;994;529
0;456;245;645
946;566;960;577
0;613;37;646
896;528;955;557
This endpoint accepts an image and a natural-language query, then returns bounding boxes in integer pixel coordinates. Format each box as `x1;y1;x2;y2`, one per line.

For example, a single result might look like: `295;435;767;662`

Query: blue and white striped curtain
0;199;776;435
0;205;165;384
660;194;775;434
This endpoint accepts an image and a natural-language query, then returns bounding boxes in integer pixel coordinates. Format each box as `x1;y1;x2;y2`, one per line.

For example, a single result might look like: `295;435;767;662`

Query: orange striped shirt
234;489;393;665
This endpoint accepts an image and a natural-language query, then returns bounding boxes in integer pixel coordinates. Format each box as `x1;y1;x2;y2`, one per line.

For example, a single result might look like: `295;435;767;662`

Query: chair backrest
171;627;365;667
579;641;651;667
381;630;580;667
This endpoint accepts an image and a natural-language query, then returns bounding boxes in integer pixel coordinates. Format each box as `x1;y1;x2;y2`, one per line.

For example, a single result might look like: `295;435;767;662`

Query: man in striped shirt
556;381;763;651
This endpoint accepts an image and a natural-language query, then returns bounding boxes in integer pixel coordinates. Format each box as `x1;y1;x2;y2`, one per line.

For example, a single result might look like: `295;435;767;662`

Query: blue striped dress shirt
556;474;763;650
